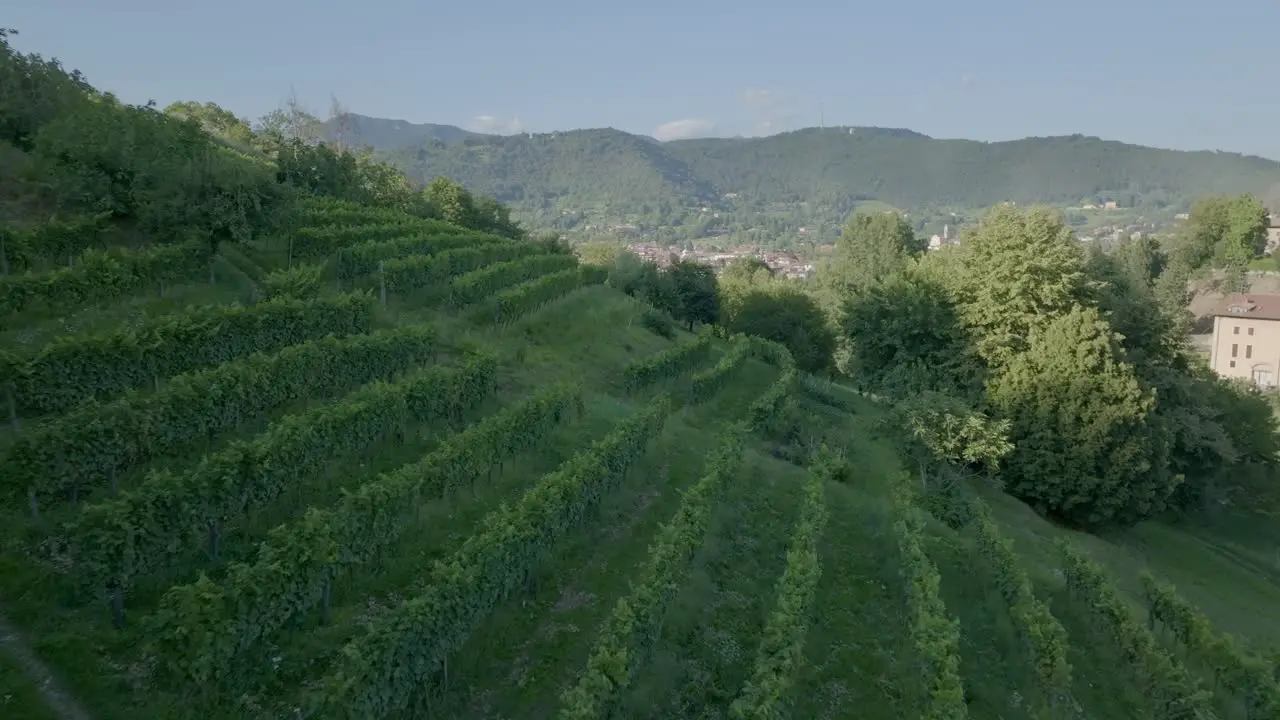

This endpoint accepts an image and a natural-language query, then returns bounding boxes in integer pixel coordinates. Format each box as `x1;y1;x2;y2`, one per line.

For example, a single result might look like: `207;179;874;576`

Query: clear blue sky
10;0;1280;158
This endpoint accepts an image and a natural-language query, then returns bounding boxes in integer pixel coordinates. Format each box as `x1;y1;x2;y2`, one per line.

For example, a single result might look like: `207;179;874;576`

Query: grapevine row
746;340;798;431
67;352;499;603
728;447;831;720
309;394;673;719
1140;572;1279;719
689;335;752;404
2;326;438;506
292;222;444;262
0;212;111;272
970;500;1072;713
560;422;747;720
747;336;797;371
1;241;213;318
334;232;507;281
890;480;968;719
1057;539;1215;718
4;291;374;417
449;252;580;306
151;383;586;690
476;265;609;325
620;333;712;391
381;243;543;293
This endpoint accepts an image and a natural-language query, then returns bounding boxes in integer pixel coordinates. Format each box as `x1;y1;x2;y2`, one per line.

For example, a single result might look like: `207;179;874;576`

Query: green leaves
561;421;746;720
333;231;508;281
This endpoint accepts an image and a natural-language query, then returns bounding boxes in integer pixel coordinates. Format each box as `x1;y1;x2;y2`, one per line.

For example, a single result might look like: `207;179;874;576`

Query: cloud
740;87;797;136
468;114;523;135
653;118;714;141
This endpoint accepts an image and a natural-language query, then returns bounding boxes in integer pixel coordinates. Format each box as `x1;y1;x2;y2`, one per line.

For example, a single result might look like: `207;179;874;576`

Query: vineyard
2;194;1279;720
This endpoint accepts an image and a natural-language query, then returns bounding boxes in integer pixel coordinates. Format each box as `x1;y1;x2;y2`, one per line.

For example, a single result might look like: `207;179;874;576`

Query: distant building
1209;293;1280;387
1267;213;1280;254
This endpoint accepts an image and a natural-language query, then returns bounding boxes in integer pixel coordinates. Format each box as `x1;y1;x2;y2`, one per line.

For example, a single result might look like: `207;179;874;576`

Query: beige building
1267;214;1280;254
1209;293;1280;387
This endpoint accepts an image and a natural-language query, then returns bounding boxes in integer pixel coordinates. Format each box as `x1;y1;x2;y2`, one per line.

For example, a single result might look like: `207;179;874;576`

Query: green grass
3;212;1279;720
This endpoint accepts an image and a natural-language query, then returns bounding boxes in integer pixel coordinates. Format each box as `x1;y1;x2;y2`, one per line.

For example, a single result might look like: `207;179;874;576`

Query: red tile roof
1213;293;1280;321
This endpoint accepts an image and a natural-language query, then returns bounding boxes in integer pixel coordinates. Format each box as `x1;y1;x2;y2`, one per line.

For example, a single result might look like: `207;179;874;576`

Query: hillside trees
988;306;1175;525
718;258;835;373
946;204;1093;368
817;211;923;309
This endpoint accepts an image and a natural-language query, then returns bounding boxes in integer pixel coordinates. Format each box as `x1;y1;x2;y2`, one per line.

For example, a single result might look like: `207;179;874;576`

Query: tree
1175;194;1268;271
842;270;982;399
668;259;719;331
724;285;835;373
163;101;255;148
948;204;1093;369
328;94;356;154
895;391;1013;491
817;211;922;307
987;305;1177;526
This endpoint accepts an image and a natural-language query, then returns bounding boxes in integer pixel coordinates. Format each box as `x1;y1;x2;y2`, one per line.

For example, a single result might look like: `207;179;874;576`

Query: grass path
0;606;90;720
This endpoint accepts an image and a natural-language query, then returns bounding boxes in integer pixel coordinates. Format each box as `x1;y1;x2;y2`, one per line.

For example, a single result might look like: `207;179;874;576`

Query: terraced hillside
2;196;1278;720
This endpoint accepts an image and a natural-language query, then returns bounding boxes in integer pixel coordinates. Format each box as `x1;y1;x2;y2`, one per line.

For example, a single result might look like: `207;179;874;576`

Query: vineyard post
379;261;387;308
27;487;39;525
287;233;294;269
5;381;18;431
0;231;8;275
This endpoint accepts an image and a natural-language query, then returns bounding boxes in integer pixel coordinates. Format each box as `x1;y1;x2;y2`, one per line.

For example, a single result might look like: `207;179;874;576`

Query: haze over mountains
328;113;1280;243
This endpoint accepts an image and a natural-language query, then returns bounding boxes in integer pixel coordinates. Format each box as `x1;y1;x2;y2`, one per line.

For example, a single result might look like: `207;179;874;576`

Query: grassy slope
2;215;1279;720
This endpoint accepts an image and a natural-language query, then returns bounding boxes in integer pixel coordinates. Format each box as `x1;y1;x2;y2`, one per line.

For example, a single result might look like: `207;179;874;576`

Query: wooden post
379;261;387;308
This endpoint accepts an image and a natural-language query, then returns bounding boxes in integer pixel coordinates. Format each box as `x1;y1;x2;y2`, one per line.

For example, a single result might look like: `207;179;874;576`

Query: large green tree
988;305;1177;526
817;211;922;307
948;204;1093;368
842;269;982;399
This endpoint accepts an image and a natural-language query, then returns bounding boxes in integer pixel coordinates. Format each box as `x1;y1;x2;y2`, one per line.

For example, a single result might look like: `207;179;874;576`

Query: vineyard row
970;500;1073;714
151;383;586;691
1058;539;1214;717
1;240;213;318
729;445;831;720
2;326;438;507
891;480;968;719
67;352;499;608
560;421;748;719
1;291;375;417
310;394;673;719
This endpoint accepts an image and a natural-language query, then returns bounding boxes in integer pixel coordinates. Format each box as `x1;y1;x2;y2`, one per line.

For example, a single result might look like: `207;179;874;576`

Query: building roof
1213;293;1280;321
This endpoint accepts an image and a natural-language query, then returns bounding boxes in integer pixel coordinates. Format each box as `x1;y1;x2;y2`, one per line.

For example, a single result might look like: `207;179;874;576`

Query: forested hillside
2;27;1279;720
367;121;1280;243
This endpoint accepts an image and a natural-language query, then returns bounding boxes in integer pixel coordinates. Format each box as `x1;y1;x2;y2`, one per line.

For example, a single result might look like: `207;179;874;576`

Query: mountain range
330;114;1280;244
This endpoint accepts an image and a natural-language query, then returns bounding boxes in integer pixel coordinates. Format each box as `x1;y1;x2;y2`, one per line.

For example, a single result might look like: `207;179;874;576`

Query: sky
9;0;1280;159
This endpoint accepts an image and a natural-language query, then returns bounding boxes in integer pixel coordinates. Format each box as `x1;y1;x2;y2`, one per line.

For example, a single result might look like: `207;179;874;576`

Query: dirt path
0;609;92;720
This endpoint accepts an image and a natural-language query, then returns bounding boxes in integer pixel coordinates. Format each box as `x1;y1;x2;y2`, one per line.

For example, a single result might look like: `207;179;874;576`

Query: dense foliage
829;202;1280;527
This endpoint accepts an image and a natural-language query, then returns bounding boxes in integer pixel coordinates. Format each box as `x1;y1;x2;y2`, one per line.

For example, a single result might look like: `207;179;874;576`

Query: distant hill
324;113;481;149
365;122;1280;244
